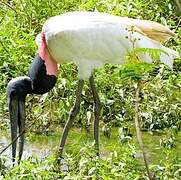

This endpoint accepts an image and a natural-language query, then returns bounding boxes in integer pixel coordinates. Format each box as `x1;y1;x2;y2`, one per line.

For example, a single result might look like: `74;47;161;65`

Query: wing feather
119;17;176;42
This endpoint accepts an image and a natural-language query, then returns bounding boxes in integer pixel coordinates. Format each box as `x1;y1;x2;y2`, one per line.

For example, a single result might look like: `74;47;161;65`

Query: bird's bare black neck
28;55;57;94
7;55;57;99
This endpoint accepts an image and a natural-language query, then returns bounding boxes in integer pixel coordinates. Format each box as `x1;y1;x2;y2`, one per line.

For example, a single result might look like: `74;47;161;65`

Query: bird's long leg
58;79;84;158
89;75;101;155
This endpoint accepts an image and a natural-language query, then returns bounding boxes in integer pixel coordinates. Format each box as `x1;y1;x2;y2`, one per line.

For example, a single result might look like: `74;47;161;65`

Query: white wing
36;11;179;79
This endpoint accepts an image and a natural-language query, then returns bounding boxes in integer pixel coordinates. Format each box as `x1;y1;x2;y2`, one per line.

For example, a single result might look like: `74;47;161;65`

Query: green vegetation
1;128;181;179
0;0;180;179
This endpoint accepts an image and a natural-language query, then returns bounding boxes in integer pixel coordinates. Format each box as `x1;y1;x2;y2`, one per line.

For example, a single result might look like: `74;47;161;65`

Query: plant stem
0;129;25;156
175;0;181;13
134;82;153;179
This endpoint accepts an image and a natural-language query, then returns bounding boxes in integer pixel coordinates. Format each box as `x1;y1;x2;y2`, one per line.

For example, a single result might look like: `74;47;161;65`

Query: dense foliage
0;0;181;179
0;0;180;131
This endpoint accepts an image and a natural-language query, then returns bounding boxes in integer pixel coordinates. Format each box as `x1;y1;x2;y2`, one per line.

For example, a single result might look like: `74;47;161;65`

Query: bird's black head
7;55;57;164
6;76;32;164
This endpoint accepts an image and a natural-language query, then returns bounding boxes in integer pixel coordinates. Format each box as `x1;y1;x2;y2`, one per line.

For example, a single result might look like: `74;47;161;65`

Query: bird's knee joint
94;100;101;112
70;106;80;117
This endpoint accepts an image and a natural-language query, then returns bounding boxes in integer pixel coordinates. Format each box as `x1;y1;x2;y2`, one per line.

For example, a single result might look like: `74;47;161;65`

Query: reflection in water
0;130;60;167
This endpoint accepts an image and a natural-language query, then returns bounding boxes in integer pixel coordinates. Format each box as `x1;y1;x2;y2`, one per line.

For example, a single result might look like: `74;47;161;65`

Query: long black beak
7;76;32;165
8;96;25;164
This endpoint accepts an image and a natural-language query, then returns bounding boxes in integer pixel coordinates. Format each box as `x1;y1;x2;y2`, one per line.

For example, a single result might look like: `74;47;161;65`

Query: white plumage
36;11;179;79
8;12;179;162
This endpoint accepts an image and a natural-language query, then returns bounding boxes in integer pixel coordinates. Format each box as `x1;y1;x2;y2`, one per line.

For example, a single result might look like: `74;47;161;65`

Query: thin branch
175;19;181;32
0;1;17;13
134;82;154;180
0;129;25;156
175;0;181;13
0;113;44;157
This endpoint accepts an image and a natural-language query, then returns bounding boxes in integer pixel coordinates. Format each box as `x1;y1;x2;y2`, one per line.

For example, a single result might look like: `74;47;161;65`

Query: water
0;127;181;166
0;129;60;163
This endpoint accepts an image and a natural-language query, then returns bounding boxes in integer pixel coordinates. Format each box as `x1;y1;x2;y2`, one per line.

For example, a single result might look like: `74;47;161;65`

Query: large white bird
7;11;179;163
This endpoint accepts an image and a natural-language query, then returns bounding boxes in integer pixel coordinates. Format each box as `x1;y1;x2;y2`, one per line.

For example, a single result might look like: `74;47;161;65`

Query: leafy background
0;0;181;179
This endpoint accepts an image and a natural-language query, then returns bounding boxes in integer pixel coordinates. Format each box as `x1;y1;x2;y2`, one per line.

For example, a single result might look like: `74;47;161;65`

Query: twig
0;129;25;156
134;82;154;179
0;1;17;13
0;112;43;157
175;0;181;14
175;19;181;32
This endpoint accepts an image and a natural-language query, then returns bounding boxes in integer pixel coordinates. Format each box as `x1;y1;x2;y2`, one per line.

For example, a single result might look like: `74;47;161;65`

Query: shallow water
0;127;181;166
0;129;59;164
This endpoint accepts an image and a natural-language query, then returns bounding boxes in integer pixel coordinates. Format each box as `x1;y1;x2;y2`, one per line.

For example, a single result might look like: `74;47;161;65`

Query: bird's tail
159;47;179;69
138;46;179;69
119;17;179;68
120;17;177;43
